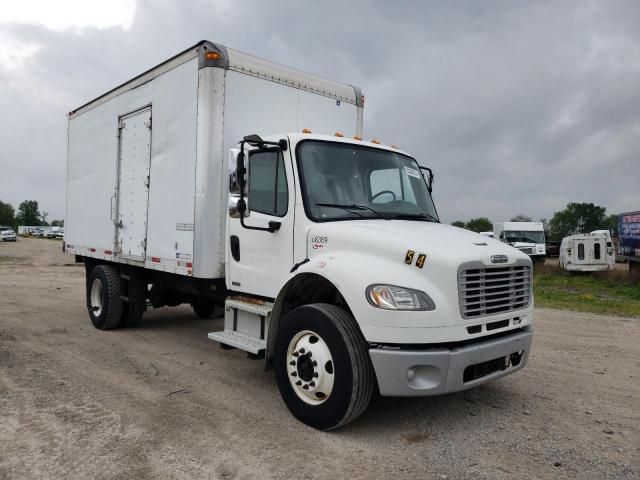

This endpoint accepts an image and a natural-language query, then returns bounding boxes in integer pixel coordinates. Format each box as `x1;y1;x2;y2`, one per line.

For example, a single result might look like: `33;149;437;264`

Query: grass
533;263;640;318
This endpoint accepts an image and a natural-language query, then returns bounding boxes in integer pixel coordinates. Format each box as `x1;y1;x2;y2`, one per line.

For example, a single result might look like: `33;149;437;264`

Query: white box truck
65;41;534;430
494;221;546;262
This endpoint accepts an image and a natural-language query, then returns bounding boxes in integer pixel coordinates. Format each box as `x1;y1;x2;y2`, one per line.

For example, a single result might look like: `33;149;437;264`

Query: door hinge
144;176;150;188
145;117;152;129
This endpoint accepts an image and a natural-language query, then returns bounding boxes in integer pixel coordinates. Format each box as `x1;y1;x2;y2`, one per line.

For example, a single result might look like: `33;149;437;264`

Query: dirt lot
1;238;638;479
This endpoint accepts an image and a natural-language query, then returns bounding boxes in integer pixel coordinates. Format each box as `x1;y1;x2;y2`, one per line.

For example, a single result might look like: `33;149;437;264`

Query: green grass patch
533;264;640;317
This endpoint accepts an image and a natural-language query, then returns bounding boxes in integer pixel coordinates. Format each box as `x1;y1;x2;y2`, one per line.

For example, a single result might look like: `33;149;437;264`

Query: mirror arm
419;166;434;193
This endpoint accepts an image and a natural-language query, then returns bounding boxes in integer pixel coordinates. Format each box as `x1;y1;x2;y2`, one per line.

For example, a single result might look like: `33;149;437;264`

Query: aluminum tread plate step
225;298;273;316
208;330;266;354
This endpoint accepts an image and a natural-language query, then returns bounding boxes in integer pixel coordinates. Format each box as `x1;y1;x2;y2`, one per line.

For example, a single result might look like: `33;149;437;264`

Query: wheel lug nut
293;351;299;357
299;348;305;354
289;361;296;366
291;371;297;377
309;381;315;387
313;372;318;378
302;384;309;390
312;361;317;366
307;351;312;357
296;380;302;386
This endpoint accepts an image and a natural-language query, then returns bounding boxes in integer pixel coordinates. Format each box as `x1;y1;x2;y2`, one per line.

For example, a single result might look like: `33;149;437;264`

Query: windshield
504;230;545;244
297;141;438;222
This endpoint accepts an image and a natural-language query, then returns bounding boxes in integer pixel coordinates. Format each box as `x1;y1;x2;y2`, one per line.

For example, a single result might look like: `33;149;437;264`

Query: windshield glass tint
505;231;545;243
297;141;438;221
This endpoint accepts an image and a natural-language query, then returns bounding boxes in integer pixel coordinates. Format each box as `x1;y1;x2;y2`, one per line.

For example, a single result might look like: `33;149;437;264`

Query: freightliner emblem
491;255;508;264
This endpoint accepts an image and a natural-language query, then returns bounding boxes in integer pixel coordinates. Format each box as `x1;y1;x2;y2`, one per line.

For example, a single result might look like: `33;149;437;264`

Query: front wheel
274;304;374;430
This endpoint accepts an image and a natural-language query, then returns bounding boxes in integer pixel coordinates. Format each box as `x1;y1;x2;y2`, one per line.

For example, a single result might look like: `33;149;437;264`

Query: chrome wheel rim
90;278;103;317
286;330;335;405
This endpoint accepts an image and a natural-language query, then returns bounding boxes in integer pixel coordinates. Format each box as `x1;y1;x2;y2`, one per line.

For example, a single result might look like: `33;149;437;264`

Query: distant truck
618;211;640;274
559;230;615;272
64;41;534;430
494;222;546;262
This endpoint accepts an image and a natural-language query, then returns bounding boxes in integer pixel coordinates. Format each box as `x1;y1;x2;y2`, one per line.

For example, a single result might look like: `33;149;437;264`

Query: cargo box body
65;41;363;279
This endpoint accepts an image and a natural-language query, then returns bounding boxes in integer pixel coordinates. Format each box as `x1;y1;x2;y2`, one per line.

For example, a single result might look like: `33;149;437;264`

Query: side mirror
228;148;250;218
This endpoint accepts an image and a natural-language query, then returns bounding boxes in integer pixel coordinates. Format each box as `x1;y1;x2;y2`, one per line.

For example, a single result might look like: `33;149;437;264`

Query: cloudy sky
1;0;638;223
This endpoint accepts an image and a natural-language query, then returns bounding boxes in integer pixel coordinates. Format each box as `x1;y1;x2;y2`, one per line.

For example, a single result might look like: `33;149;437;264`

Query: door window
248;150;288;217
578;243;585;260
594;242;601;260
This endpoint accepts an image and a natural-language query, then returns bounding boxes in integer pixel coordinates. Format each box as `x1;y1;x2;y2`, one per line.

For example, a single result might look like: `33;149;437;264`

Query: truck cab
494;221;546;262
214;132;534;429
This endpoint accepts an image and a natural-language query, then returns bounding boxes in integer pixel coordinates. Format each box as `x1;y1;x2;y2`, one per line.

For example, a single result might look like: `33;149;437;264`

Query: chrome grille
458;261;532;319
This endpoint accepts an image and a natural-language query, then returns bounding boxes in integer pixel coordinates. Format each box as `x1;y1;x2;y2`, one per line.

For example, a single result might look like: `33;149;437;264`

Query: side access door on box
116;107;152;261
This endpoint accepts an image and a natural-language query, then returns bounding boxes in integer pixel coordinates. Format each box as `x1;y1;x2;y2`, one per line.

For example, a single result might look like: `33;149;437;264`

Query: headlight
366;284;435;311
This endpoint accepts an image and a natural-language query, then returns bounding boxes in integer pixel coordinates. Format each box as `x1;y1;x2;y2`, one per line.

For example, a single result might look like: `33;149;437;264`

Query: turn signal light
370;139;380;144
204;51;221;60
335;132;344;137
302;128;312;133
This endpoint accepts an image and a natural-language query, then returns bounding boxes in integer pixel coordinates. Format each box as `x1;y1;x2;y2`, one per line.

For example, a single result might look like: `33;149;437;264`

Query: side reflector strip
186;262;193;268
151;257;161;263
104;250;113;255
89;248;96;252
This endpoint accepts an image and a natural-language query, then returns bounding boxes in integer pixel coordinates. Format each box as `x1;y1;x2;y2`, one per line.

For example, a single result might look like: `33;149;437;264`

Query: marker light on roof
302;128;312;133
353;136;362;140
370;139;380;144
335;132;344;137
391;145;398;149
204;51;221;60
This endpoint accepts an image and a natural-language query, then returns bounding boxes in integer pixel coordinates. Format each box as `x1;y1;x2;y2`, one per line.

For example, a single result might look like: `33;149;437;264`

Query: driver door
227;147;295;298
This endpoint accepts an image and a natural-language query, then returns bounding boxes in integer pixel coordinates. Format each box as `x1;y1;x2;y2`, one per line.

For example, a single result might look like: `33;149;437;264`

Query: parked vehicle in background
31;228;45;237
545;241;560;257
47;226;63;238
54;228;64;239
618;211;640;275
479;231;494;238
494;222;546;262
65;41;534;430
559;230;615;272
1;229;17;242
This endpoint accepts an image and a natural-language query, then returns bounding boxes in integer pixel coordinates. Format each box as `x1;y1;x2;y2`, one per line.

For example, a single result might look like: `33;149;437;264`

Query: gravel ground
1;238;638;479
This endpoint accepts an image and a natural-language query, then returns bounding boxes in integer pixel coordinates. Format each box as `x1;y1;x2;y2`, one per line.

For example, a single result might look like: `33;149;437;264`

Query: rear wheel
87;265;122;330
274;303;374;430
119;269;146;327
191;299;218;319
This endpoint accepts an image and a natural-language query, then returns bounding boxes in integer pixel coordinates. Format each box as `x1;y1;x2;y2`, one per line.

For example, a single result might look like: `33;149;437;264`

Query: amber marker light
353;136;362;140
370;139;380;144
335;132;344;137
204;51;221;60
302;128;312;133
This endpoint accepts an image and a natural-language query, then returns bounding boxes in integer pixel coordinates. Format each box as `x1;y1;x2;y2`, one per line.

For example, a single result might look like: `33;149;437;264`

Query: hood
306;220;529;266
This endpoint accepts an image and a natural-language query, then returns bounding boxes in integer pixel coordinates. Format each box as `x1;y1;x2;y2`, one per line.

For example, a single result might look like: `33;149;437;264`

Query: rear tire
274;303;374;430
191;299;217;319
119;270;146;327
87;265;122;330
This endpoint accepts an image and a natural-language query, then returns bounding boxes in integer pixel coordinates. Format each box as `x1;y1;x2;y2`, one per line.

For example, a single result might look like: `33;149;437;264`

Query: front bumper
369;328;533;396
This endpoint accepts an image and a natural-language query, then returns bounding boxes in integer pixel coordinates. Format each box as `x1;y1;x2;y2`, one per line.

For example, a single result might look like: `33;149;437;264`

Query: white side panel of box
66;58;199;270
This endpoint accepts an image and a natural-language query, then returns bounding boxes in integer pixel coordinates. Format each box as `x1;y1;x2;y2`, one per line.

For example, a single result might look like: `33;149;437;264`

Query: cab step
208;297;273;354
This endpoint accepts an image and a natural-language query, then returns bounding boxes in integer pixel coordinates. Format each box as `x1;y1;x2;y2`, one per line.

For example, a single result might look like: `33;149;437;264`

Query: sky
0;0;638;223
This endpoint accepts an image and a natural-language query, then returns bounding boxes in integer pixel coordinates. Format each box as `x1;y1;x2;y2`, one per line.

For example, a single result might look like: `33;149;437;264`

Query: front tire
191;299;218;319
87;265;122;330
274;304;374;430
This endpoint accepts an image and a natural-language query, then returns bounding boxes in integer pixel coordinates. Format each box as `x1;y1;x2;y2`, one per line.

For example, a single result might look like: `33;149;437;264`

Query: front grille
458;261;532;319
518;247;533;254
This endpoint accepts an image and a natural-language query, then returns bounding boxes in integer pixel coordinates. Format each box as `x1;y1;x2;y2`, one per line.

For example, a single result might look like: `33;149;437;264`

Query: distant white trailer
559;230;615;272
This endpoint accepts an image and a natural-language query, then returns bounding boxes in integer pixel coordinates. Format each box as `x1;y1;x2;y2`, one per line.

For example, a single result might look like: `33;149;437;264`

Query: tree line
451;202;619;240
0;199;63;228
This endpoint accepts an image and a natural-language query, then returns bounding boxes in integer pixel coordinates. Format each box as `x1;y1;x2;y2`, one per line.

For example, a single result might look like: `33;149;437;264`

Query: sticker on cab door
405;166;420;179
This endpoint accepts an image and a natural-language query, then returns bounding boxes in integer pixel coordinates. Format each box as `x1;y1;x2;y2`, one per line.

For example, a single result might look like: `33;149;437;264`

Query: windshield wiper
315;203;390;220
392;213;439;223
